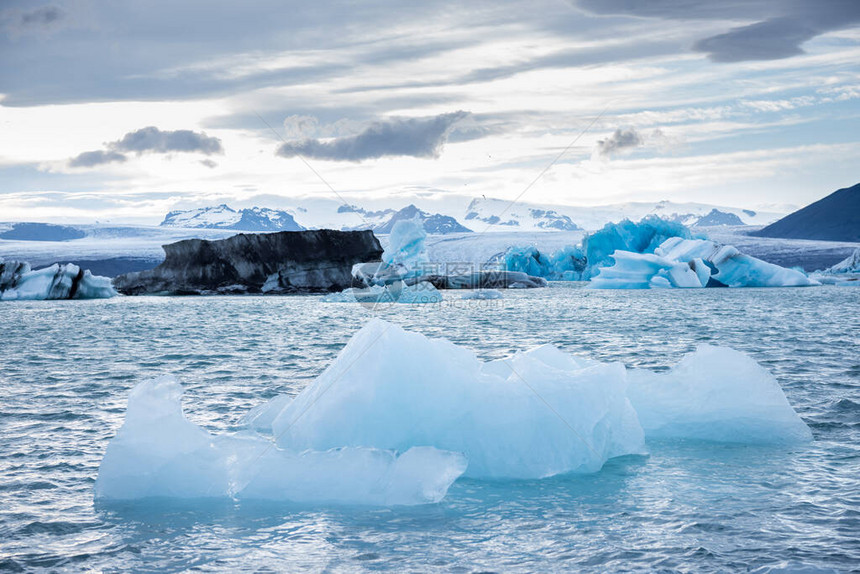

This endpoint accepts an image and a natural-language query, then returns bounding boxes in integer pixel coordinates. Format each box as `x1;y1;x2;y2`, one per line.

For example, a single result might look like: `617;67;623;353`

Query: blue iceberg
0;259;116;301
505;216;691;281
590;237;819;289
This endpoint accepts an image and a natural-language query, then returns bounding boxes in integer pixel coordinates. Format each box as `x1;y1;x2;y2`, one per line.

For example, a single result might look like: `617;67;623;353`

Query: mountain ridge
751;183;860;242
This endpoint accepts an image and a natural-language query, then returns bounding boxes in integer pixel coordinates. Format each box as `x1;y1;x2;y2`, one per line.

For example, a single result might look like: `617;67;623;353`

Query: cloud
282;115;319;139
20;5;64;27
692;17;818;62
575;0;860;62
68;126;223;168
68;150;127;168
276;111;470;162
199;159;218;169
112;127;223;155
1;3;70;40
595;128;643;156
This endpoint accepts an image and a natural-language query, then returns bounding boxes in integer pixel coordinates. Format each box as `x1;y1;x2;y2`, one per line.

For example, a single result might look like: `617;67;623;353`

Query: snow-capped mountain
160;205;304;232
691;209;745;227
464;199;580;231
460;197;781;231
335;204;472;234
374;205;472;234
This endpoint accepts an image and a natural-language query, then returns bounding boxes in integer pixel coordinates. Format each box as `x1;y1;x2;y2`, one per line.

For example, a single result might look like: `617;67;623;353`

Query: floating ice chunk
271;319;647;479
0;261;116;300
96;377;466;505
461;289;503;300
657;238;817;287
810;248;860;285
321;281;442;304
382;217;428;270
627;345;812;444
822;248;860;274
591;238;817;289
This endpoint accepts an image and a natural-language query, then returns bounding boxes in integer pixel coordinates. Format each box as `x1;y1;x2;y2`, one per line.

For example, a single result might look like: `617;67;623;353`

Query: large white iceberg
590;237;818;289
267;320;810;476
0;259;116;300
271;319;646;479
98;321;812;504
95;377;466;505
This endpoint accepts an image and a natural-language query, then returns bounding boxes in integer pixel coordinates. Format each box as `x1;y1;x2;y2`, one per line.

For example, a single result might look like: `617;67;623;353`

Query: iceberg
627;345;813;444
823;248;860;274
321;280;443;304
811;248;860;286
271;319;647;479
590;237;818;289
97;322;812;504
583;216;692;278
95;377;466;505
267;321;809;478
505;216;691;281
0;259;116;300
382;216;428;270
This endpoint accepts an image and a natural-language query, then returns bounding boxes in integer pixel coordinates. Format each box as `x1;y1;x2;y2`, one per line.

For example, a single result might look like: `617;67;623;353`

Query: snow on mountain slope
161;204;304;232
461;197;782;232
373;205;472;234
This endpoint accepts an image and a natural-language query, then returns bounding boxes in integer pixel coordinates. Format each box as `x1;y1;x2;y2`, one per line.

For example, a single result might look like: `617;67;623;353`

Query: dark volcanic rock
113;230;383;295
752;183;860;242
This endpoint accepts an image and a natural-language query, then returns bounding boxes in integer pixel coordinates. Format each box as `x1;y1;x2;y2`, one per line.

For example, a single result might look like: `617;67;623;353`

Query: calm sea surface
1;286;858;572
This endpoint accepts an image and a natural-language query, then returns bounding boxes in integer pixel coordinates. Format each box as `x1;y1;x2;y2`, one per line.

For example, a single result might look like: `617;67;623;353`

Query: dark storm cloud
575;0;860;62
68;150;127;168
276;112;470;162
68;127;222;168
596;128;643;156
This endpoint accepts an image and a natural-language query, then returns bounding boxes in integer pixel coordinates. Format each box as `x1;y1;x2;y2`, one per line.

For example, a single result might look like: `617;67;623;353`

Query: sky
0;0;858;223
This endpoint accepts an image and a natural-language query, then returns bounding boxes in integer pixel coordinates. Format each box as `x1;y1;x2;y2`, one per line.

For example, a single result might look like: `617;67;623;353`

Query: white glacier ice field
0;287;858;572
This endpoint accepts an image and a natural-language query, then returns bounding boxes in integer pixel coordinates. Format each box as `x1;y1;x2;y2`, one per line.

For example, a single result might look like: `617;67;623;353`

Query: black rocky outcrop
113;230;383;295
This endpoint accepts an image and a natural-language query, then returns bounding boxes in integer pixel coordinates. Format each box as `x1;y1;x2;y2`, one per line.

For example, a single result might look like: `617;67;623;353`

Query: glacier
95;377;466;505
97;320;811;504
505;216;692;281
590;237;819;289
0;258;116;300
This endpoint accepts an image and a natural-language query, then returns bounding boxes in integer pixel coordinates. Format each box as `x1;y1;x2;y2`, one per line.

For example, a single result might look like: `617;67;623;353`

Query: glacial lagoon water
1;286;858;572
